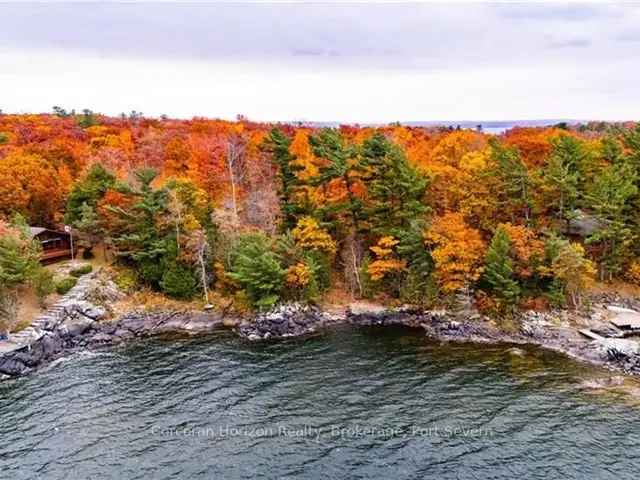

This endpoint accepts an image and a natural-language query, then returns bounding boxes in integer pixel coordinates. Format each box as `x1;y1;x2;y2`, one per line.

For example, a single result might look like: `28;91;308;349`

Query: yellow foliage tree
289;130;319;181
552;243;595;308
286;262;311;288
429;130;487;167
367;236;407;281
289;130;327;209
424;212;486;294
625;260;640;286
291;217;336;255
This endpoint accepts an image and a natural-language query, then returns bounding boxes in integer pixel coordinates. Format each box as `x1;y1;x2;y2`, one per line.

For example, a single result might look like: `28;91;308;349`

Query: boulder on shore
238;303;333;340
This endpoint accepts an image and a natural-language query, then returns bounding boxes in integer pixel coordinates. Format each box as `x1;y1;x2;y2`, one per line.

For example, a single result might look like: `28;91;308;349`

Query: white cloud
2;47;636;122
0;2;638;121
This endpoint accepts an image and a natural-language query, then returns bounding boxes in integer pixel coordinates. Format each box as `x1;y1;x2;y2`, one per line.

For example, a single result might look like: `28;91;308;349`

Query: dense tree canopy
0;112;638;312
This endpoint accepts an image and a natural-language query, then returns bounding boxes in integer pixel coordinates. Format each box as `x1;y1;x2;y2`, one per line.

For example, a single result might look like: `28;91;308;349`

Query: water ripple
2;327;640;479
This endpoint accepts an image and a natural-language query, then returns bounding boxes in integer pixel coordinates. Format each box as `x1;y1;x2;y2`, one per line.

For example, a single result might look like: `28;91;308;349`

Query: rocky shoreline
3;273;640;379
238;302;640;375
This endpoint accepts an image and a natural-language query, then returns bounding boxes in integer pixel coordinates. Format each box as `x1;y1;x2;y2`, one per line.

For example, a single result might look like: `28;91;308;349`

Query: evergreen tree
550;135;591;175
73;202;102;257
395;219;434;303
77;109;98;129
102;171;212;297
623;123;640;168
0;218;43;335
489;139;531;223
227;233;286;309
160;261;198;299
360;132;429;236
106;168;170;286
308;128;363;232
65;163;116;225
396;219;433;277
601;135;624;164
262;128;306;231
0;229;41;289
543;136;584;229
482;227;520;309
585;162;638;280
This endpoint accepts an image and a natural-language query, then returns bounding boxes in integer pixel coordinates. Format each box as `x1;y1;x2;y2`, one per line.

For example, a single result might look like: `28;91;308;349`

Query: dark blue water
1;326;640;479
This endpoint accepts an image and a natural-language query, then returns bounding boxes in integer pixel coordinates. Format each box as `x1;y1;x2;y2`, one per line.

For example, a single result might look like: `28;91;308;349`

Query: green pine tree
543;137;584;229
360;132;429;236
489;139;531;223
482;227;520;310
0;219;43;334
585;162;638;280
600;135;624;164
227;233;286;310
623;123;640;168
65;163;116;225
262;128;307;231
106;168;170;286
308;128;363;232
160;261;198;299
395;219;435;304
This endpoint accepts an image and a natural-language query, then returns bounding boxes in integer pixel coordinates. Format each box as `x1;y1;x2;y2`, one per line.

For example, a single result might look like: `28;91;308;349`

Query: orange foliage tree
0;111;636;309
424;212;486;294
0;150;67;224
367;236;406;282
498;223;545;280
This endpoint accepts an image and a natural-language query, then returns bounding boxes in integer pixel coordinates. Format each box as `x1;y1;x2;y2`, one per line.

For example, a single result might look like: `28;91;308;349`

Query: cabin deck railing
41;248;73;261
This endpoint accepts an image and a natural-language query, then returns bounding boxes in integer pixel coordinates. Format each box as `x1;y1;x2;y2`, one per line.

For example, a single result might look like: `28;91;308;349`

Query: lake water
2;326;640;479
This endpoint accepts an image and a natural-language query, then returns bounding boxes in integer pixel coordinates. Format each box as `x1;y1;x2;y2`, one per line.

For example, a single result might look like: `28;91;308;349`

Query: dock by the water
578;305;640;357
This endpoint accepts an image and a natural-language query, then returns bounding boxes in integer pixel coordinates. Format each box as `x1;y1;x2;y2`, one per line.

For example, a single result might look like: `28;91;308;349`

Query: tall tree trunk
343;173;360;232
198;240;209;304
229;163;239;224
226;142;242;225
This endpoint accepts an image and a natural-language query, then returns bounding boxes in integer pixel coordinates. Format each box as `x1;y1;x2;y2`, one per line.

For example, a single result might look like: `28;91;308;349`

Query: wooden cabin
28;227;75;263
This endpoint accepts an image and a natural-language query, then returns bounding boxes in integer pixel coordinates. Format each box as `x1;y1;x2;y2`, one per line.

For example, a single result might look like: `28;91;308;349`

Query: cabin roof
29;227;46;237
28;226;68;238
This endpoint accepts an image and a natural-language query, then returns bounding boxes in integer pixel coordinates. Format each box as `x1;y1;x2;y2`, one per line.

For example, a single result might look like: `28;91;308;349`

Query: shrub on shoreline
32;269;55;306
70;264;93;277
55;277;77;295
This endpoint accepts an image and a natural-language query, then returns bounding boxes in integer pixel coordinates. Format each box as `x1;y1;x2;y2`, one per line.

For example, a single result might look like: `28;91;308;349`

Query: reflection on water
1;325;640;479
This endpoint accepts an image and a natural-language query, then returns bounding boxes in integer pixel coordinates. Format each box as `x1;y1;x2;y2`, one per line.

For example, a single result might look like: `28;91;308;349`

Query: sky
1;1;639;123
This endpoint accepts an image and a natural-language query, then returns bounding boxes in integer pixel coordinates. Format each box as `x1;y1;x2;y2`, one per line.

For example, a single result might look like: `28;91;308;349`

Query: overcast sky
1;1;639;122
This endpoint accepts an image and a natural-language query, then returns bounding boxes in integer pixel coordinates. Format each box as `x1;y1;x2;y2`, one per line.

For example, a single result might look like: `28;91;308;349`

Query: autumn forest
1;110;640;317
